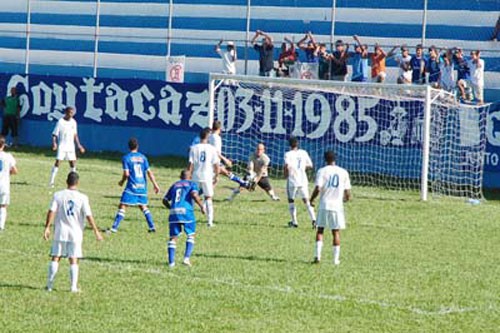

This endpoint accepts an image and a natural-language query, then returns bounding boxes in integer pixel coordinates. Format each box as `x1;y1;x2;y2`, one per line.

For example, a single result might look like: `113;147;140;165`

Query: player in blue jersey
108;137;161;233
163;169;205;267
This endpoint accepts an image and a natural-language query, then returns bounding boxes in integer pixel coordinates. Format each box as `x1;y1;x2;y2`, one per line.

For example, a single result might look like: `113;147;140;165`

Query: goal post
208;73;489;200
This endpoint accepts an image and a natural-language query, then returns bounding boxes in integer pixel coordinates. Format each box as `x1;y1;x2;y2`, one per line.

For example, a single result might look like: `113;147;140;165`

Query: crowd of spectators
215;31;485;104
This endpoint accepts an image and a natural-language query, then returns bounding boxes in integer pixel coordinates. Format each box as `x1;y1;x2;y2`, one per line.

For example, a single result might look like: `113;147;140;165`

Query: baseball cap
227;41;235;46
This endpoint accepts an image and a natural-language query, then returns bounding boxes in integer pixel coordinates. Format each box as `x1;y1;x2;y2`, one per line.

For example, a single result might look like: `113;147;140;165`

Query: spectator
468;50;485;104
329;40;349;81
297;32;319;63
370;43;387;83
317;43;331;80
351;35;369;82
215;39;237;75
426;46;441;88
251;30;274;77
410;44;427;84
278;37;297;77
439;50;455;92
453;47;471;101
491;15;500;41
389;45;412;84
1;87;20;148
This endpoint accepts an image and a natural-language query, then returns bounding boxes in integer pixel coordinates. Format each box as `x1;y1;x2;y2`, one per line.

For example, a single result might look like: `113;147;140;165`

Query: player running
163;169;205;267
189;128;220;227
0;135;17;231
227;143;279;201
48;106;85;187
310;151;351;265
44;172;103;292
109;137;161;233
209;120;251;189
284;137;316;228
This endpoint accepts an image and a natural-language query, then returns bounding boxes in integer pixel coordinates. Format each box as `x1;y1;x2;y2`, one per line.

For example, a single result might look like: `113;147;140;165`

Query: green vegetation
1;148;498;332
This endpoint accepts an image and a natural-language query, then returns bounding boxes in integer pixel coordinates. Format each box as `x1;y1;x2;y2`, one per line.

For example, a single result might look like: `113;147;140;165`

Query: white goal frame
208;73;486;201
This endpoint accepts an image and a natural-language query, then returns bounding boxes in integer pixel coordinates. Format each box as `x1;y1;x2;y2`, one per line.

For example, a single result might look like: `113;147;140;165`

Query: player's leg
314;227;325;263
201;181;215;227
69;160;77;173
221;165;249;188
0;203;7;230
167;223;180;267
287;182;298;227
69;257;80;292
46;256;61;291
139;204;156;232
110;203;127;232
332;230;341;265
11;117;18;147
301;195;316;227
49;159;61;187
259;177;279;201
183;223;196;266
226;187;241;201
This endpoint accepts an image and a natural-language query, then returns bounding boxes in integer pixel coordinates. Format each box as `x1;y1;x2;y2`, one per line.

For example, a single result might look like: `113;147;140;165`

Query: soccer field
1;148;499;332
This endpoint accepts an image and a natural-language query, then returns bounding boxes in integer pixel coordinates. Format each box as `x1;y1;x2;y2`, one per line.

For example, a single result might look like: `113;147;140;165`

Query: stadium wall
0;1;499;188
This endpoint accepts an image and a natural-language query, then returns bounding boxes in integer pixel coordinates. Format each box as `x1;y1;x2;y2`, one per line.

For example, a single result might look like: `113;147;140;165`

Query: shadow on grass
0;282;41;291
85;256;164;267
193;252;287;263
11;181;29;186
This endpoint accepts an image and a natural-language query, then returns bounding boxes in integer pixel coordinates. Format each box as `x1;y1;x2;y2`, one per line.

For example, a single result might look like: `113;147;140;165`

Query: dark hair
64;106;74;114
200;127;211;140
180;169;190;180
324;150;336;163
289;136;298;148
66;171;79;186
212;120;222;131
128;137;139;150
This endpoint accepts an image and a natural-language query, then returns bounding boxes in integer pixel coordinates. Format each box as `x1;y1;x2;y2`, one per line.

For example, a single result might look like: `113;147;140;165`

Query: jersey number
175;189;182;203
66;200;75;216
326;174;339;188
297;158;302;169
200;151;206;162
133;163;144;178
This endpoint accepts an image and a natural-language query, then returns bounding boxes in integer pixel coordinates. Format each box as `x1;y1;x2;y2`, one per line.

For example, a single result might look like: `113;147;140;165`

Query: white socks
0;207;6;230
315;240;323;261
49;166;59;185
205;199;214;226
306;203;316;222
70;264;79;292
288;203;297;225
70;166;77;172
333;246;341;265
46;261;59;290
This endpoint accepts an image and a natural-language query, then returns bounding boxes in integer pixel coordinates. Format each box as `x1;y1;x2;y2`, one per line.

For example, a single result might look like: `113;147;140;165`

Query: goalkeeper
227;143;280;202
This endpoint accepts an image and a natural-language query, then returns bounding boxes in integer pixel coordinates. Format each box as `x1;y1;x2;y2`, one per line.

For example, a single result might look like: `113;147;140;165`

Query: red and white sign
166;56;185;83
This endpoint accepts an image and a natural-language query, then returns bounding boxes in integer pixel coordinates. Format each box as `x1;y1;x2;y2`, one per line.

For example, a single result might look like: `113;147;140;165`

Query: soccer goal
208;73;489;200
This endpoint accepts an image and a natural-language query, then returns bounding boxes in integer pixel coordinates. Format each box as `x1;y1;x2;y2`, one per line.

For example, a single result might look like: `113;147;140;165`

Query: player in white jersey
189;127;220;227
43;172;103;292
209;120;250;189
0;136;18;230
48;107;85;187
284;137;316;228
310;151;351;265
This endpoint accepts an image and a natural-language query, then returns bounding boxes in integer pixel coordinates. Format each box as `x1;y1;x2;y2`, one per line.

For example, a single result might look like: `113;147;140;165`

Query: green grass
1;147;499;332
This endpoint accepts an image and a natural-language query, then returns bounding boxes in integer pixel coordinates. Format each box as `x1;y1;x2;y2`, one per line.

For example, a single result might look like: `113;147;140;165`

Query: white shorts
471;83;484;102
50;240;83;258
195;180;214;198
317;209;346;230
287;182;309;200
57;150;76;161
0;192;10;205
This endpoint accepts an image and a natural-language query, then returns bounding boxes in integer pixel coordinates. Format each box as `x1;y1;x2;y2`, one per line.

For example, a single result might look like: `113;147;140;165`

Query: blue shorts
169;222;196;238
120;191;148;206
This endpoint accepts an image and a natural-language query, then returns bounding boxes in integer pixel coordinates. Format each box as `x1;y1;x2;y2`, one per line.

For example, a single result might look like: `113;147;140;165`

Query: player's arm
213;162;220;184
343;189;352;202
215;39;223;53
86;215;103;241
218;153;232;168
162;187;172;209
51;134;58;151
162;198;171;209
309;186;320;207
118;170;129;187
10;164;18;175
283;163;289;179
147;169;161;194
297;34;308;49
74;133;85;154
259;31;273;44
251;30;260;45
387;45;399;58
43;210;55;240
191;191;206;215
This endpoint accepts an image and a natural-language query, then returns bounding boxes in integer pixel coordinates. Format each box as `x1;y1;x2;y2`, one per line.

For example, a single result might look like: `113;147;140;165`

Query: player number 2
66;200;75;216
326;174;339;188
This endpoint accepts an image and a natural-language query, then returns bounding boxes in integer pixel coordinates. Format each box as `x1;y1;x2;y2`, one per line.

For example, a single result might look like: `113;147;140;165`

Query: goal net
209;73;489;200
